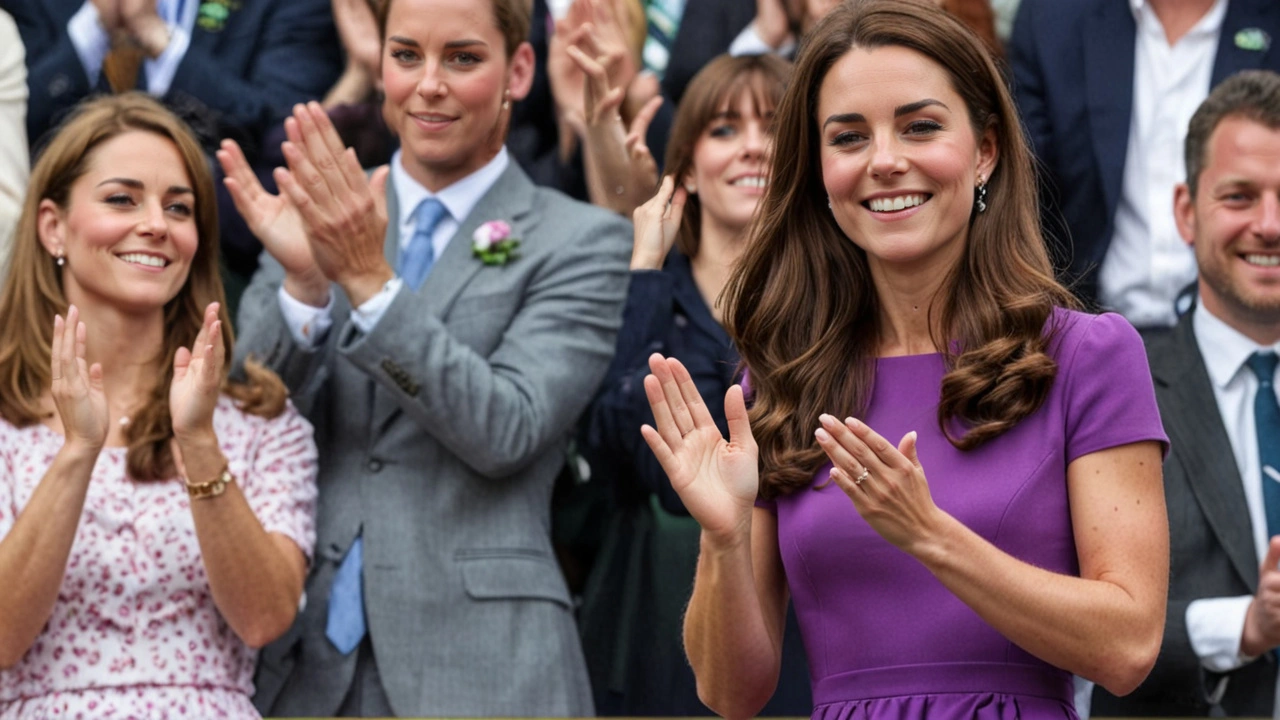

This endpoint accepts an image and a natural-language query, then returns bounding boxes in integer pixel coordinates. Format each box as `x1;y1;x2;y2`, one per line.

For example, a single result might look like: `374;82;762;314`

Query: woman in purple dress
638;1;1170;718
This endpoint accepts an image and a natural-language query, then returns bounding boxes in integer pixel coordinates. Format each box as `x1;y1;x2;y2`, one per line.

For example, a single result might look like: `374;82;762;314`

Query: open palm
216;140;317;278
640;355;759;538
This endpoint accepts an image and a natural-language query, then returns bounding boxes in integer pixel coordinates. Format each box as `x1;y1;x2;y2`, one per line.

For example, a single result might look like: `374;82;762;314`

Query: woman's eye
906;120;943;135
105;193;134;206
390;48;418;63
709;124;737;139
167;202;194;217
829;131;863;147
452;52;481;66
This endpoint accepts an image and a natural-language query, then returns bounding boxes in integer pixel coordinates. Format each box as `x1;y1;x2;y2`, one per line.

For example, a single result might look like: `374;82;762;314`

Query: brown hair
1185;70;1280;197
726;0;1075;498
0;93;287;481
664;54;793;258
378;0;531;58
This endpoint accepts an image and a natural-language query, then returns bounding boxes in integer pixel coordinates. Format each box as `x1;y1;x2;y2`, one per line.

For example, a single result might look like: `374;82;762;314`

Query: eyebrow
822;98;951;129
387;36;488;51
97;178;193;195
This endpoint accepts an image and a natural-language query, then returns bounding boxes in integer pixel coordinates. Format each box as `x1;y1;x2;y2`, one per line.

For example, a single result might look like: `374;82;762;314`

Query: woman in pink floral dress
0;94;318;719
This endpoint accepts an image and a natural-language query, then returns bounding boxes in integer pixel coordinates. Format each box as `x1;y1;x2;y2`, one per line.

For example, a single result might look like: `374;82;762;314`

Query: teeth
118;253;167;268
868;194;927;212
731;176;767;188
1245;254;1280;267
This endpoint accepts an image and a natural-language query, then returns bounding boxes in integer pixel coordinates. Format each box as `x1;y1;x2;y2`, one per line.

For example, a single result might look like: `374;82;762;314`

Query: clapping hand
629;176;686;270
332;0;382;79
50;305;108;451
169;304;225;441
640;355;759;539
814;414;944;552
1242;538;1280;656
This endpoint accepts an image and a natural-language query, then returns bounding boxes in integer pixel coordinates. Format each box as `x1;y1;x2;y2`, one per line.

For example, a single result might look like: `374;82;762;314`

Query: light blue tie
399;198;448;290
325;535;365;655
1247;352;1280;539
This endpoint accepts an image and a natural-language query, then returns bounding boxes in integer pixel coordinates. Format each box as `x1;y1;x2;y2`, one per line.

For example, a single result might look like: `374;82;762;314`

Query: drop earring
55;251;65;267
974;177;988;214
502;89;510;110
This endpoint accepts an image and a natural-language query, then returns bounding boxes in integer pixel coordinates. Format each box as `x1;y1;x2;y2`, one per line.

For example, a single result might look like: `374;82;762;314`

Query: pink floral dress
0;397;318;719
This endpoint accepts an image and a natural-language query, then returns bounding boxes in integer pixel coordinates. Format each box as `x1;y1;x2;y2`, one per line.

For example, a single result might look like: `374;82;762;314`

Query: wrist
630;250;664;270
283;271;331;308
58;438;104;463
753;17;790;50
342;266;396;308
1241;601;1271;657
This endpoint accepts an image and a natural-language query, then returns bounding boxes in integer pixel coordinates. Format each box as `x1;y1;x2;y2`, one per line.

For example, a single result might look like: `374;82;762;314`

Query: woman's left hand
814;414;947;552
169;303;224;441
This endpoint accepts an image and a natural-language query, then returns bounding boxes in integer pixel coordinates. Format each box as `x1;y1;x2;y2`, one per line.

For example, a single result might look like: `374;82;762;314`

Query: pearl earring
502;89;510;110
55;252;64;267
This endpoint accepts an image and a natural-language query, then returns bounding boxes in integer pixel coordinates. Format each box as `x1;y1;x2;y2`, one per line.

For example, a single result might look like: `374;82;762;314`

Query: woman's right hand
641;354;759;540
630;176;686;269
217;139;328;305
50;305;108;452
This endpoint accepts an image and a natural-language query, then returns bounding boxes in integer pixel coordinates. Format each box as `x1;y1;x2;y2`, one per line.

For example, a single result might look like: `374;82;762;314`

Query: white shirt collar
1193;302;1280;389
1129;0;1229;39
390;146;510;231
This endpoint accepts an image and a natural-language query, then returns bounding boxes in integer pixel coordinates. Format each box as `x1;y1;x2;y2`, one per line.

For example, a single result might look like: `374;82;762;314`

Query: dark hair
725;0;1074;498
663;54;792;258
1185;70;1280;197
0;93;287;481
377;0;530;58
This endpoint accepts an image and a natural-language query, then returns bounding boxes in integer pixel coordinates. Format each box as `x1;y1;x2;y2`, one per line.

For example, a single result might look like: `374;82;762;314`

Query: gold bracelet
185;464;234;500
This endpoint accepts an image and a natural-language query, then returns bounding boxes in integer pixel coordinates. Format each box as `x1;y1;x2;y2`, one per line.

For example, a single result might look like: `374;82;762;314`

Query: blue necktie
325;535;365;655
1247;352;1280;538
399;198;448;290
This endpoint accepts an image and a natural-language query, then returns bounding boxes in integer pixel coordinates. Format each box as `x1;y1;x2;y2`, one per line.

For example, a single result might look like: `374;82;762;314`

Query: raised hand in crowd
566;33;663;216
547;0;640;159
325;0;383;107
218;103;391;307
640;355;759;540
92;0;170;56
49;305;108;453
628;175;685;270
1242;538;1280;657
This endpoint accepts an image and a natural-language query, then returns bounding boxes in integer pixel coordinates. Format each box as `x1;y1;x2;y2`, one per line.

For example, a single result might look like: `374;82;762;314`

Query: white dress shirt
0;9;28;265
277;147;511;347
68;0;196;96
1184;304;1280;688
1099;0;1226;328
728;21;796;58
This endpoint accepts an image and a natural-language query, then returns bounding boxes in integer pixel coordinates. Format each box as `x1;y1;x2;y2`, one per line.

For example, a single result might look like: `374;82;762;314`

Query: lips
116;252;170;269
408;111;457;129
730;175;767;189
863;193;931;213
1243;253;1280;267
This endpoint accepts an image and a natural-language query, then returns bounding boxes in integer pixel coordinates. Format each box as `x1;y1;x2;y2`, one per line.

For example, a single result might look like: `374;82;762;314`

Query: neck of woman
75;300;166;412
869;258;953;358
690;219;749;325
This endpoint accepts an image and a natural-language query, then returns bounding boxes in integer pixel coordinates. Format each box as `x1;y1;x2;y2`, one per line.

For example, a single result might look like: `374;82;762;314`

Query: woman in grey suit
220;0;633;715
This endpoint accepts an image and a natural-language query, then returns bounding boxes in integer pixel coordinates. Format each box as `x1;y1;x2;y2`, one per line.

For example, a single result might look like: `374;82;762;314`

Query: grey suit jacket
1092;314;1276;717
236;160;632;716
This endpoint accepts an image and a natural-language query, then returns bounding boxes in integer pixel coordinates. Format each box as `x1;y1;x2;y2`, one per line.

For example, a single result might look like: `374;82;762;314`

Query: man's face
1175;115;1280;339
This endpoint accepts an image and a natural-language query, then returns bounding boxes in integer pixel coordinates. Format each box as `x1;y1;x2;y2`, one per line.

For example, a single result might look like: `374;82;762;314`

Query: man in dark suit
3;0;341;151
1009;0;1280;327
1092;70;1280;717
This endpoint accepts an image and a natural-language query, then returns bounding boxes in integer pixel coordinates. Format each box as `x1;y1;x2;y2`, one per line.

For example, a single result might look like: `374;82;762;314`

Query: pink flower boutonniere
472;220;520;266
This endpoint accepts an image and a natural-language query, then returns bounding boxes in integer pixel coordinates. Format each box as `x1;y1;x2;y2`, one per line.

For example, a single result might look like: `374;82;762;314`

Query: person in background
642;1;1169;716
1092;69;1280;718
577;53;811;716
0;92;316;719
0;8;28;263
221;0;632;713
1010;0;1280;329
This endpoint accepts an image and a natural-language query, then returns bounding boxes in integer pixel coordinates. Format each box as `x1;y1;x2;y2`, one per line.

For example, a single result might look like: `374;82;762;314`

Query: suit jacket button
367;458;383;472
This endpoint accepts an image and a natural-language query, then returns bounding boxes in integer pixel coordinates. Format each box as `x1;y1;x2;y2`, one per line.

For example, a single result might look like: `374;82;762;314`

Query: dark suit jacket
661;0;755;106
1008;0;1280;301
3;0;341;153
1092;313;1276;717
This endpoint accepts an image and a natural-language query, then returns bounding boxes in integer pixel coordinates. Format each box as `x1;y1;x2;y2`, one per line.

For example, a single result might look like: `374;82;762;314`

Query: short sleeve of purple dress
765;310;1167;719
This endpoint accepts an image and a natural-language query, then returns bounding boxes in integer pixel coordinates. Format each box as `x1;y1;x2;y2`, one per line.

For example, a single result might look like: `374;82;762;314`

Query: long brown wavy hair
663;53;793;259
726;0;1076;499
0;93;287;481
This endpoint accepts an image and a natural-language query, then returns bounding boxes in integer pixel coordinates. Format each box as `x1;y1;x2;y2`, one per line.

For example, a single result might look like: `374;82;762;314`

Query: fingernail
846;417;862;430
815;428;831;442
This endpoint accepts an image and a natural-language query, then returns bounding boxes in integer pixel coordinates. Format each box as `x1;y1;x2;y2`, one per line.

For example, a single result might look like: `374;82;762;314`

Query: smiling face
817;44;996;279
381;0;534;191
37;130;199;315
1176;115;1280;340
687;92;773;239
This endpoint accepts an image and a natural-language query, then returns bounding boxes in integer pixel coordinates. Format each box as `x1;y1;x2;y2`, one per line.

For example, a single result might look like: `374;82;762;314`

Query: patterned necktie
1246;352;1280;538
325;535;365;655
399;198;448;290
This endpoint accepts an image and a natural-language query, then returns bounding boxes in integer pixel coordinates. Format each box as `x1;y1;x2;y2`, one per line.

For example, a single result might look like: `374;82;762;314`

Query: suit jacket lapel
1212;0;1279;85
1153;317;1259;589
1083;0;1137;220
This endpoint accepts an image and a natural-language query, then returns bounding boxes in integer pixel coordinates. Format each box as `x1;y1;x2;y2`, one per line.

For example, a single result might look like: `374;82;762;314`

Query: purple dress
761;310;1167;719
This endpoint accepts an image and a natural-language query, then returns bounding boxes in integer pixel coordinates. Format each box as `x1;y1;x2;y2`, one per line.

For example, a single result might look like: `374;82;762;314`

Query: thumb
1263;536;1280;576
370;165;391;220
898;431;921;469
173;346;192;380
724;385;755;451
88;363;105;394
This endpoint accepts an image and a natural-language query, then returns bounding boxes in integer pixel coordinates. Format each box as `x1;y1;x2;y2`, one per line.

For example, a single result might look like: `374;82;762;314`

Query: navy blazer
1009;0;1280;301
4;0;341;153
